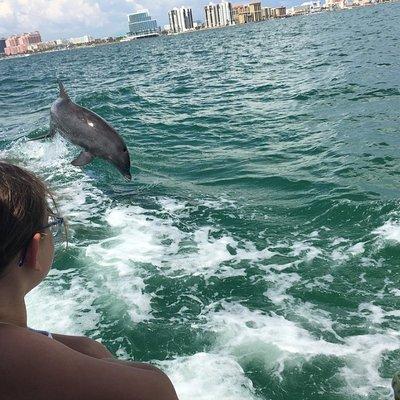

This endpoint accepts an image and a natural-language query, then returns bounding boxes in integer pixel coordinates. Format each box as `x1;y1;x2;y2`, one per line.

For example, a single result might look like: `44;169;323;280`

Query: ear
24;233;42;271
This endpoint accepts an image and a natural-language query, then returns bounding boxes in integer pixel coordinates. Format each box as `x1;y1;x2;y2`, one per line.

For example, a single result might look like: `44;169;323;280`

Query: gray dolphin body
50;82;131;180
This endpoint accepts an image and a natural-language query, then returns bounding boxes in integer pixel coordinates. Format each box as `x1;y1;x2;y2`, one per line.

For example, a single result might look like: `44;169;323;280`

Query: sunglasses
42;216;65;238
18;216;65;268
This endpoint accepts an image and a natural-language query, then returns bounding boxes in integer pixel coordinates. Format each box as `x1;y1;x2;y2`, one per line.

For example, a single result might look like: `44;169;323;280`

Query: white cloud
0;0;108;39
0;0;295;40
0;1;13;18
0;0;187;39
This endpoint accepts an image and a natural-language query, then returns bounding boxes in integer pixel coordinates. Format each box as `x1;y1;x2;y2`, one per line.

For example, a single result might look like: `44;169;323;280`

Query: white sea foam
2;138;150;326
358;303;386;325
340;333;399;398
304;274;334;292
290;301;343;341
204;302;343;362
4;137;398;400
99;267;152;324
358;302;400;325
159;352;259;400
88;206;184;267
173;227;273;278
264;272;301;304
331;237;349;246
290;241;321;262
330;240;365;263
0;136;108;228
88;206;274;279
373;220;400;244
85;208;157;323
198;197;237;211
348;242;365;256
390;288;400;297
331;248;349;262
157;197;188;215
1;136;74;179
200;302;399;396
26;269;100;335
56;179;109;228
83;201;277;324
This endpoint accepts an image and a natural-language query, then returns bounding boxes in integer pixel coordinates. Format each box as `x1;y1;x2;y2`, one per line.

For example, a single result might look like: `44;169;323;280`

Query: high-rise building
263;7;274;19
168;7;194;33
204;1;234;28
55;39;69;46
274;6;287;17
128;9;159;37
263;6;287;18
0;38;6;54
4;31;42;56
69;35;94;45
325;0;347;7
352;0;370;5
20;31;41;45
248;2;262;21
301;0;321;10
232;4;250;24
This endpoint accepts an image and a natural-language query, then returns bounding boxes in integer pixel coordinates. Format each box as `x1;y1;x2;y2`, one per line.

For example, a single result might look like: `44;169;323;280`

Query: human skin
0;216;179;400
52;333;168;375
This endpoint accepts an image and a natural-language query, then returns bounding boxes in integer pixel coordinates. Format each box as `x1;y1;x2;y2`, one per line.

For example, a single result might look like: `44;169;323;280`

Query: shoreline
0;0;398;61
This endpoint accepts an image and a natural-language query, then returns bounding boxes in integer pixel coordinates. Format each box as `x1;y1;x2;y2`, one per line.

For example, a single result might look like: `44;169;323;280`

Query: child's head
0;161;61;291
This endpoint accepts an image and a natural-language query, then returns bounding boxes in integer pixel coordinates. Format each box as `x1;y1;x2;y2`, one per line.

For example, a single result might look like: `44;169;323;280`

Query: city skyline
0;0;296;41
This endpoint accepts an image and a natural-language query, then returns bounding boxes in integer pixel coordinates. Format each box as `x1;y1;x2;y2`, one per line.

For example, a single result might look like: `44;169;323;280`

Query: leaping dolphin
48;81;131;180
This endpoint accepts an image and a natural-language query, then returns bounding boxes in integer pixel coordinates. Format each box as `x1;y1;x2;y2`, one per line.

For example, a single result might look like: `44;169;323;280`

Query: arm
52;334;166;374
101;358;170;376
52;333;113;359
1;328;179;400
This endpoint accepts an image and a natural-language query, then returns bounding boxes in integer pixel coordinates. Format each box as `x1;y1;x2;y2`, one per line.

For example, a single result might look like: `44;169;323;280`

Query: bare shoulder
0;326;178;400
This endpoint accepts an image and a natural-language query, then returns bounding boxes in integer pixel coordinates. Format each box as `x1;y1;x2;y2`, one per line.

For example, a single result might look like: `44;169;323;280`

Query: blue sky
0;0;294;41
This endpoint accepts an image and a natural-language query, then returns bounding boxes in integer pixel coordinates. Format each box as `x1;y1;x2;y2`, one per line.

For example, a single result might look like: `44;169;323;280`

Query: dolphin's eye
123;148;128;152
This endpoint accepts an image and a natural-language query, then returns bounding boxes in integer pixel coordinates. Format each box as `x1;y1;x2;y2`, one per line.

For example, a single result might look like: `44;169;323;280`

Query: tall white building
324;0;347;8
204;1;234;28
69;35;93;45
301;0;322;10
168;7;194;33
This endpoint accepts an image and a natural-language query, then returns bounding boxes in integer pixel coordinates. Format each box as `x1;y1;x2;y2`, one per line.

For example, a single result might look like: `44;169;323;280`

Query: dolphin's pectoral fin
71;151;94;167
29;133;53;141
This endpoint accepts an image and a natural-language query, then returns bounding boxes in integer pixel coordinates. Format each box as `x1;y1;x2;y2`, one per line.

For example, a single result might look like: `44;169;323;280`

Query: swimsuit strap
29;328;53;339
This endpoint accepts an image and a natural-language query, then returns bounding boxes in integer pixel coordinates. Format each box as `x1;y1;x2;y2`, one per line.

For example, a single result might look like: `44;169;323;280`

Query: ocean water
1;3;400;399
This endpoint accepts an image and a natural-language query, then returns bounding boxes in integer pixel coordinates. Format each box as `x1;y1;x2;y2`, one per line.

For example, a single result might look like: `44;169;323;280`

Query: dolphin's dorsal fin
58;80;70;100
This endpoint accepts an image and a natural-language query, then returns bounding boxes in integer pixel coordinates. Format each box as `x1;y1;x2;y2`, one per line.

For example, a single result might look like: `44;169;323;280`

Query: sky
0;0;292;41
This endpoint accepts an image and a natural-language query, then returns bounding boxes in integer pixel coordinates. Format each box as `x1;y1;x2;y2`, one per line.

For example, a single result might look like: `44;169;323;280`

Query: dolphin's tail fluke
58;80;70;100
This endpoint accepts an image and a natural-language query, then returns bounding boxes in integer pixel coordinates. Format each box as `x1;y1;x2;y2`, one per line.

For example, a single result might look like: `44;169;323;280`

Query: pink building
18;36;29;46
18;44;28;53
21;31;41;45
4;31;42;56
5;36;18;47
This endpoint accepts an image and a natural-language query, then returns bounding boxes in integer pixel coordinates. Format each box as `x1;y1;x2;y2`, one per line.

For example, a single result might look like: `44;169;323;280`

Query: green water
1;4;400;399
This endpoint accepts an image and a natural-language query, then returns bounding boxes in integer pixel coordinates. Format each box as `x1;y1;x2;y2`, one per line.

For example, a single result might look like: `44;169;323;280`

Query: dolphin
48;81;131;180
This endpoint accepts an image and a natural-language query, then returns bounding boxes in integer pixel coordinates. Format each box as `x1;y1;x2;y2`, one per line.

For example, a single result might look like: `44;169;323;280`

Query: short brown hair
0;162;54;273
